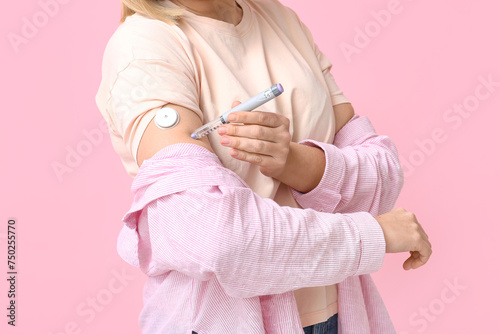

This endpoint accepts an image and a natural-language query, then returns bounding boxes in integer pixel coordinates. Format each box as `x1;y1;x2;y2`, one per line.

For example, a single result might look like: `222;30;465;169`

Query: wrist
275;142;325;193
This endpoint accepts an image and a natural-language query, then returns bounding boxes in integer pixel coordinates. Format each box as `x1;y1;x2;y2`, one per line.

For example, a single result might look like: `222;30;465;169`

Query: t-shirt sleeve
103;20;202;164
107;58;202;163
292;11;350;106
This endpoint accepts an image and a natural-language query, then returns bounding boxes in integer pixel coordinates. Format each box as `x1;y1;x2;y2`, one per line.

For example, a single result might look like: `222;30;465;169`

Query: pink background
1;0;499;333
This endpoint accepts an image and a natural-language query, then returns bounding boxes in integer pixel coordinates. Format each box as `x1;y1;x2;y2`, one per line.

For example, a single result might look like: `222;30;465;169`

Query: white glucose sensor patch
155;107;180;129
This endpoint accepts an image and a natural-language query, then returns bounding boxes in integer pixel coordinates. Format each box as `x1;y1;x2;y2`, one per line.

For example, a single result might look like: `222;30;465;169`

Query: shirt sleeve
290;115;404;216
106;57;202;164
121;143;386;299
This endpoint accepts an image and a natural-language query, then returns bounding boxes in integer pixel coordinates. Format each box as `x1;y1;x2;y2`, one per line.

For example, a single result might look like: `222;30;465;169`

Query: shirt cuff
289;115;378;212
290;139;344;213
333;114;377;148
345;212;386;275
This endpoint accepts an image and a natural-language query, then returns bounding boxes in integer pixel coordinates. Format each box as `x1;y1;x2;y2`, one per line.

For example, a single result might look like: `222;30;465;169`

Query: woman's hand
218;101;292;178
375;208;433;271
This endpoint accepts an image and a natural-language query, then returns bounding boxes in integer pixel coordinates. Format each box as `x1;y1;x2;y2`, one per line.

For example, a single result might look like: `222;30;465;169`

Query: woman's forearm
124;143;386;299
274;103;355;193
290;116;404;215
274;142;326;193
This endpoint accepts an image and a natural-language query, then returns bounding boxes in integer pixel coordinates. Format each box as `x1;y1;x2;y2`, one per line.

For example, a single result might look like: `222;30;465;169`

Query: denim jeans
302;313;338;334
191;313;338;334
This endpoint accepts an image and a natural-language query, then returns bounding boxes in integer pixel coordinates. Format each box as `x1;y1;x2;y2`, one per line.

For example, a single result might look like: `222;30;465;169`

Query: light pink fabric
117;112;403;333
97;0;405;330
293;114;404;333
293;114;404;216
96;0;359;324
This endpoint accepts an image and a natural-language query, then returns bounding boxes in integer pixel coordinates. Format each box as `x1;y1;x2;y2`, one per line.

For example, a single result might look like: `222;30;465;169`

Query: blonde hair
120;0;184;25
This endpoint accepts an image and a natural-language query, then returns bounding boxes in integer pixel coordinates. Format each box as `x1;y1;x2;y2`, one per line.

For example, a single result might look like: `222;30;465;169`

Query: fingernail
221;137;230;145
219;126;227;135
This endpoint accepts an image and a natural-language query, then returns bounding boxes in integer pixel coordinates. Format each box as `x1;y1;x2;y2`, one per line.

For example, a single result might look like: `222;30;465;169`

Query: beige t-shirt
95;0;350;327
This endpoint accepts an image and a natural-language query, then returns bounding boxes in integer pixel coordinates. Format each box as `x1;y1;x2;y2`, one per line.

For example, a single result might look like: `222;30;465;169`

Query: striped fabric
292;114;404;216
117;114;403;333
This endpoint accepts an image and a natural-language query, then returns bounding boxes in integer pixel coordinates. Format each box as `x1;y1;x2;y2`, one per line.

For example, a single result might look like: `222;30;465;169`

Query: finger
403;253;414;271
222;136;284;157
418;237;432;254
228;111;285;128
404;250;430;271
228;148;271;166
219;124;280;142
405;252;420;269
414;257;427;269
410;254;428;270
421;230;429;243
231;101;241;109
424;238;432;250
415;243;432;268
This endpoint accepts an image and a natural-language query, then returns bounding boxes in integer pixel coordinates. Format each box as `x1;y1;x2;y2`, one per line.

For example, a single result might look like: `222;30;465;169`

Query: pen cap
272;83;284;96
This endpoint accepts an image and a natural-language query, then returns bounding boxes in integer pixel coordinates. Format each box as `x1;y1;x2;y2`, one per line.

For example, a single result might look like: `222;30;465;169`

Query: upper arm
101;22;207;168
333;102;355;135
137;103;215;167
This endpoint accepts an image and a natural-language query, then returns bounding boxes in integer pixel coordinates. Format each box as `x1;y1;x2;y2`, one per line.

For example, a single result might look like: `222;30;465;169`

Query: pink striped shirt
117;114;403;333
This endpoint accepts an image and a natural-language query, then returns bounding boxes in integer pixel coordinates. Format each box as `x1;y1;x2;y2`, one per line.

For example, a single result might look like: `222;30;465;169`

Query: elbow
377;145;405;213
388;141;405;198
388;149;405;197
210;253;264;299
379;135;405;195
396;158;405;195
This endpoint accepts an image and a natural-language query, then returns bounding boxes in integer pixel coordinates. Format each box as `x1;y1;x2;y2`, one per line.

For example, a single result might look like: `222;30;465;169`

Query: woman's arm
289;111;404;216
217;101;403;216
273;102;355;193
216;102;354;193
281;7;403;213
136;103;214;166
129;104;387;299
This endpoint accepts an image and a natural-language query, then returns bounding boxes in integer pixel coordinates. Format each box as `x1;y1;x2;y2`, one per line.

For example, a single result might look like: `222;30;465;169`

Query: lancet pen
190;83;284;140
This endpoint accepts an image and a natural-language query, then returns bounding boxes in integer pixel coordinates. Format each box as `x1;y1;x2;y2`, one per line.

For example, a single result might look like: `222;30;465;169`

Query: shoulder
246;0;310;41
101;13;194;75
95;13;197;123
248;0;302;24
245;0;318;58
249;0;292;13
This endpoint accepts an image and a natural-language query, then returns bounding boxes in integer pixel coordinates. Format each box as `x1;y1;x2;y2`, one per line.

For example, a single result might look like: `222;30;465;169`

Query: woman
95;0;432;333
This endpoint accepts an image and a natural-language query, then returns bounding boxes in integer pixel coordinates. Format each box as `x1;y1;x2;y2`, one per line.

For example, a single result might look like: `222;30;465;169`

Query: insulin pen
190;83;284;139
